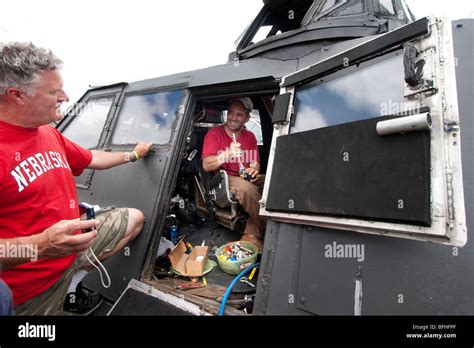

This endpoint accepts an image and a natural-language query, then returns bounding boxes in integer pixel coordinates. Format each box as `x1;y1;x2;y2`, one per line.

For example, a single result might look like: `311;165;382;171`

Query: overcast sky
1;0;473;108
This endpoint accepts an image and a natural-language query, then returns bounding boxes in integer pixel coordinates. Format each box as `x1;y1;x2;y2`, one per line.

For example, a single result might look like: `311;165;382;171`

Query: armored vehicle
57;0;473;316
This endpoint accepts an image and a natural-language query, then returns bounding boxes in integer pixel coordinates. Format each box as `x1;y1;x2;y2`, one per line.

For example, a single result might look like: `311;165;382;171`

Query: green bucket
216;241;258;275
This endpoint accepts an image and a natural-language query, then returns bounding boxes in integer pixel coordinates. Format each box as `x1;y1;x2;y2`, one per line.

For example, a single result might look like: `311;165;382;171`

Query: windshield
314;0;366;20
320;0;346;13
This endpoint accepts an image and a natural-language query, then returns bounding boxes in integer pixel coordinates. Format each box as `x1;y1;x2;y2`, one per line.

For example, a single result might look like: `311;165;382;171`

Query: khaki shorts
14;207;129;316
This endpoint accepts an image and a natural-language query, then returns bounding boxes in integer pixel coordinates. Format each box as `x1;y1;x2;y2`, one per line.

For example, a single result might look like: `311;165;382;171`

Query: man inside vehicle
201;97;266;252
0;42;152;315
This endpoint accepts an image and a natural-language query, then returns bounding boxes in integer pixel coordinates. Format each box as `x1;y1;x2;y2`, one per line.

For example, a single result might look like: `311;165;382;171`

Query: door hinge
444;121;460;132
445;167;455;229
288;103;294;117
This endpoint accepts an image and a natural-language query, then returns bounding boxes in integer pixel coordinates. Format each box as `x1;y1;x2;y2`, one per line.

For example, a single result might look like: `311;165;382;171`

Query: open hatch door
260;17;467;246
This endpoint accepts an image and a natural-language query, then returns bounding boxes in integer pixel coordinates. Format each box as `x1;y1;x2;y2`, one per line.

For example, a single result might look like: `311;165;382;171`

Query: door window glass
291;54;404;134
62;96;113;149
112;90;184;144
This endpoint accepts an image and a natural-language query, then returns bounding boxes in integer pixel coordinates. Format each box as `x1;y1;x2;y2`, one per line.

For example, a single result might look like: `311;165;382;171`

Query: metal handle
376;113;432;136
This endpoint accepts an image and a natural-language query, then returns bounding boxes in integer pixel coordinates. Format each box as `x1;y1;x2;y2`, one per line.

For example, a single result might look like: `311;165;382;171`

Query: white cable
85;247;111;288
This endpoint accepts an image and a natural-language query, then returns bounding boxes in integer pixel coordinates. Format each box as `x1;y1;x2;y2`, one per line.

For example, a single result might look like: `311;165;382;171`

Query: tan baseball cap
229;97;253;112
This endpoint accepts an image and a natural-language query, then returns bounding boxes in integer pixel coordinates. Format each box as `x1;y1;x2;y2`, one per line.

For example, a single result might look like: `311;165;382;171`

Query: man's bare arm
203;151;229;172
203;142;244;173
88;142;152;170
0;219;98;270
88;150;131;170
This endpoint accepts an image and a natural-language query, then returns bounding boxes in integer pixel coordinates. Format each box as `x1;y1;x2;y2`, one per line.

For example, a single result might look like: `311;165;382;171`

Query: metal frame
282;16;429;87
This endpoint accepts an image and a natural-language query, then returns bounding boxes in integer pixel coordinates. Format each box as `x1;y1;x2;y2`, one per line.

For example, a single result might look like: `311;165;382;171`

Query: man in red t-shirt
0;42;152;315
202;98;266;251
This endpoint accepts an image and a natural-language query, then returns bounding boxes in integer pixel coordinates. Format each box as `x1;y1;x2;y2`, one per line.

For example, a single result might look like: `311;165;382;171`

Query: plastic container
169;225;179;245
216;241;258;275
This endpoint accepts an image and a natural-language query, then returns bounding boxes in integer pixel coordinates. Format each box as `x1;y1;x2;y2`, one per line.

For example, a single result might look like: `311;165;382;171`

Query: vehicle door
58;79;190;300
260;16;466;247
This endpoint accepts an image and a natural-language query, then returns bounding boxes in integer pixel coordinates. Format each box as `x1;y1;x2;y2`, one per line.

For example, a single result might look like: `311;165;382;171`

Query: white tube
376;113;432;136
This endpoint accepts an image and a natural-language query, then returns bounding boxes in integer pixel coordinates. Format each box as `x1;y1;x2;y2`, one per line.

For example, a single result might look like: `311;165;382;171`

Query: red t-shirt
0;120;92;305
201;125;260;176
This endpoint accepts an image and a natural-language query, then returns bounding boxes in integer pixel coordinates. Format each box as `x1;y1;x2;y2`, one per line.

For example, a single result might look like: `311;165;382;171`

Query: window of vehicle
324;0;364;17
291;53;404;134
62;96;114;149
336;0;364;16
321;0;345;13
238;0;313;49
252;25;282;44
111;90;184;145
246;115;263;146
378;0;395;16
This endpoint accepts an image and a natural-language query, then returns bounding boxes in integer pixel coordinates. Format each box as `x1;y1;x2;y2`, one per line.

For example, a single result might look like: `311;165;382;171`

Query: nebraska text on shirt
10;151;71;192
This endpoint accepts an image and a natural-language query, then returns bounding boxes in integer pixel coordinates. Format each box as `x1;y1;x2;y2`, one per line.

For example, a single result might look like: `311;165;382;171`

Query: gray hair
0;42;63;97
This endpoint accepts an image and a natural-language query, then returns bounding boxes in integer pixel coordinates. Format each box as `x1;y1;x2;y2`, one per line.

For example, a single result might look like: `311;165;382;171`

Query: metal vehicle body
56;0;473;315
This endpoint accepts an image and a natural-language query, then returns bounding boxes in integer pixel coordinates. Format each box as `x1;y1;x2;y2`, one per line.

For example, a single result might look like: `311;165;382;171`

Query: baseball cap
229;97;253;112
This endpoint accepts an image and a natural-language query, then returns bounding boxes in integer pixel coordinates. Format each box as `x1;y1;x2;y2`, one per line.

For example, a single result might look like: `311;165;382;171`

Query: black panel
272;92;291;124
266;115;431;225
259;221;474;315
81;154;168;301
282;17;430;87
109;288;189;315
297;228;361;315
75;169;94;189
